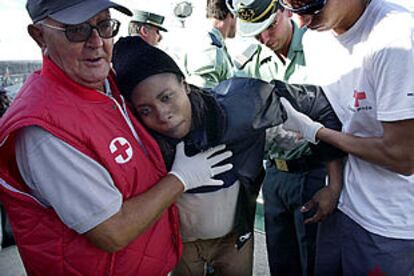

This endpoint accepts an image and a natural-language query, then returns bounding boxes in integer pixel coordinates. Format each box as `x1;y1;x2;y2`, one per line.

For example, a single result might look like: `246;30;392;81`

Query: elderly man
278;0;414;274
128;9;168;46
0;0;232;275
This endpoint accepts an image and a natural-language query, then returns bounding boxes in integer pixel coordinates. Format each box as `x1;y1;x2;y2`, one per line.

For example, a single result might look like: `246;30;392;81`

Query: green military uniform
236;21;311;163
237;18;327;276
236;24;307;83
183;27;235;89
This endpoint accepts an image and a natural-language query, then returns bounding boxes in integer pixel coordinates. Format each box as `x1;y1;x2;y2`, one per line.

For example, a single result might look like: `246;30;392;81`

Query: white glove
280;97;324;144
169;142;233;191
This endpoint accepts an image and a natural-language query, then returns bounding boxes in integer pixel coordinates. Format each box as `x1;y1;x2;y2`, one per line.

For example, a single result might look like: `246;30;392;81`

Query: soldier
183;0;237;89
128;9;167;46
233;0;331;275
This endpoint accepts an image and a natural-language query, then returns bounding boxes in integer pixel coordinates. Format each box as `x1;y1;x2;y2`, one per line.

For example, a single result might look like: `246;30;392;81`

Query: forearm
85;174;183;252
326;159;343;193
317;124;414;175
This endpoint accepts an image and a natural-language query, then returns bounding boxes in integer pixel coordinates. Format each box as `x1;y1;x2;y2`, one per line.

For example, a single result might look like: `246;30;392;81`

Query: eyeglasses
41;19;120;42
279;0;327;15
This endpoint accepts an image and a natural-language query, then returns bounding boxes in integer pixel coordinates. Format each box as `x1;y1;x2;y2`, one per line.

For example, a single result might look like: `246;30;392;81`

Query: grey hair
128;21;148;36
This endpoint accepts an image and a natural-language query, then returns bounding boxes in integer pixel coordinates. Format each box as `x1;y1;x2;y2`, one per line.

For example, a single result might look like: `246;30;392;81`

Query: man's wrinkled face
36;10;113;91
131;73;192;139
256;10;292;52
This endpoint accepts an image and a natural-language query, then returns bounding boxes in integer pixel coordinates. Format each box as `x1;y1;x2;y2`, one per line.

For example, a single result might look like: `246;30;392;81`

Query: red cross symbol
110;137;133;164
353;89;366;108
113;140;130;160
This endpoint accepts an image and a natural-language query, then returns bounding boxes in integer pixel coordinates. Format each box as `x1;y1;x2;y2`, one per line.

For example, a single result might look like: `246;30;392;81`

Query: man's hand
300;185;341;224
169;142;233;191
280;98;324;144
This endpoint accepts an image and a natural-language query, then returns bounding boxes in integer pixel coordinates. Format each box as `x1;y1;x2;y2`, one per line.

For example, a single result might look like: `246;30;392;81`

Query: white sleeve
372;27;414;121
15;126;122;234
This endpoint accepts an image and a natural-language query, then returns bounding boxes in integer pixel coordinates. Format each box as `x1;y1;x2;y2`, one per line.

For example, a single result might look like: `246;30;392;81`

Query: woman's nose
157;107;172;122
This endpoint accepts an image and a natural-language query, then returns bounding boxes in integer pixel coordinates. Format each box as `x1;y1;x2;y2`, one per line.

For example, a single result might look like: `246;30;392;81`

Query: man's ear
183;80;191;95
139;25;149;37
28;24;47;53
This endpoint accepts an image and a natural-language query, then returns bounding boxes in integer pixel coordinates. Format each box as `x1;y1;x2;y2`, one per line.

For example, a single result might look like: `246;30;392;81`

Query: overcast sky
0;0;412;61
0;0;209;60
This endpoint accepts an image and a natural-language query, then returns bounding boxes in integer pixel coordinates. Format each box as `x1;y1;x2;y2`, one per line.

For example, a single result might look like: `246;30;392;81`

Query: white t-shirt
177;181;239;242
303;0;414;239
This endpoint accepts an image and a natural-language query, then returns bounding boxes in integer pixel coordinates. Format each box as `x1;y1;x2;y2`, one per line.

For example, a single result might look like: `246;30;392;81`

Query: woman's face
131;73;192;139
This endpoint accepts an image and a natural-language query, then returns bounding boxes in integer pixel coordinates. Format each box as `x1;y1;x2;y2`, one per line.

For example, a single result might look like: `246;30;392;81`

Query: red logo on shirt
353;89;366;107
109;137;133;164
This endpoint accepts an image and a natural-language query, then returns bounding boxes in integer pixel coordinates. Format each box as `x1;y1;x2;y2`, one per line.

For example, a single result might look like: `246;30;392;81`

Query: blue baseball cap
26;0;133;24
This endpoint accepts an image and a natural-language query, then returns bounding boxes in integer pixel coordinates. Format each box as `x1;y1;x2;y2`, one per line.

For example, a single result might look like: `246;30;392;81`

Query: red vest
0;57;182;275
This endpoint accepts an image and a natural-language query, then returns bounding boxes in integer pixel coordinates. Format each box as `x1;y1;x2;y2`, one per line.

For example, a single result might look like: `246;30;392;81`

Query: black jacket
152;77;344;248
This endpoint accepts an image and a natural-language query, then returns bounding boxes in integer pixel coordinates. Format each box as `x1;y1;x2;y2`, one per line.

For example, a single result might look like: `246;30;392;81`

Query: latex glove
280;97;323;144
169;142;233;191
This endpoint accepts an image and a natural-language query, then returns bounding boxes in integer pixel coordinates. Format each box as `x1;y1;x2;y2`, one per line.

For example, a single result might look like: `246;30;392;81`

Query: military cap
130;9;168;32
234;0;280;37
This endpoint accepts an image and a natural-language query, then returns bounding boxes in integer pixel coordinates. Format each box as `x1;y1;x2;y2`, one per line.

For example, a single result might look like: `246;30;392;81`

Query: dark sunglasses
41;19;120;42
279;0;326;15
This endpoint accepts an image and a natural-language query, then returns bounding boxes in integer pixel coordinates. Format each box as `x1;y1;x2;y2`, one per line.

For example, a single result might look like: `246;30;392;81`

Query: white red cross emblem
109;137;133;164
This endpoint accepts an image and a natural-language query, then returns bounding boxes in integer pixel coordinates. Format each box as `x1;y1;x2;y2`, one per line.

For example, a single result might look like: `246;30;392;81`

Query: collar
40;56;115;102
209;26;227;47
286;20;306;59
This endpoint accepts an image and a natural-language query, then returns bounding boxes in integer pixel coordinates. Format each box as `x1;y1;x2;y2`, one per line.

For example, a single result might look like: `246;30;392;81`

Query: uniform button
113;104;117;110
